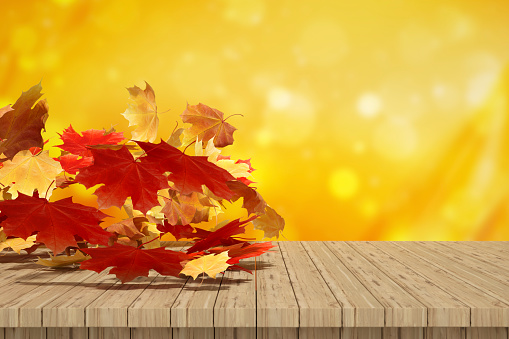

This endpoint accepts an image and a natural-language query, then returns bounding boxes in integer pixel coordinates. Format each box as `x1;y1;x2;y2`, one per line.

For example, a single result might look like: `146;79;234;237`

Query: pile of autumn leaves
0;82;284;283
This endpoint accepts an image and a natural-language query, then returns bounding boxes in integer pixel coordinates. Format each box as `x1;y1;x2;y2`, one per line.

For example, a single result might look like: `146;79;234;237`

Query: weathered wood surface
0;241;508;339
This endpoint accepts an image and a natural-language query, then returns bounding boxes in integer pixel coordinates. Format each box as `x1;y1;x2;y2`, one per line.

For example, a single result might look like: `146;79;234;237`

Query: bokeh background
1;0;509;240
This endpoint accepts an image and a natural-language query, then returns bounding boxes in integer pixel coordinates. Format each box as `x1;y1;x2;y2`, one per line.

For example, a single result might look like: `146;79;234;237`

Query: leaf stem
44;180;55;199
138;234;160;249
223;113;244;122
183;140;196;154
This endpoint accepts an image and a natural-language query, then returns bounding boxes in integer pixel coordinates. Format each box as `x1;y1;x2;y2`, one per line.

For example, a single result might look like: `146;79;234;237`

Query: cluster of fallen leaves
0;82;284;283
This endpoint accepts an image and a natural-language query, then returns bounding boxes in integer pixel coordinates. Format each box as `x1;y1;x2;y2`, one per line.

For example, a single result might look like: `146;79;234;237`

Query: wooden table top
0;241;508;329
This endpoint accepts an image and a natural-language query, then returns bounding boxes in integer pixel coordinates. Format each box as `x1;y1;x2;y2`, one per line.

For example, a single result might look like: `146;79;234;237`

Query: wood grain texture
128;243;190;328
214;259;256;328
417;242;509;283
466;327;508;339
256;244;299;328
172;327;213;339
382;328;424;339
395;242;509;313
88;327;131;339
131;327;172;339
46;328;88;339
257;327;298;339
215;327;256;339
375;242;509;327
301;242;384;327
279;242;342;327
0;268;70;327
347;242;469;327
4;328;46;339
42;270;118;327
326;242;427;327
1;241;509;334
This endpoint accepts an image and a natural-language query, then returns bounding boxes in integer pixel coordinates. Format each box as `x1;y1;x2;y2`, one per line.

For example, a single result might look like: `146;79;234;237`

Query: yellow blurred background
1;0;509;240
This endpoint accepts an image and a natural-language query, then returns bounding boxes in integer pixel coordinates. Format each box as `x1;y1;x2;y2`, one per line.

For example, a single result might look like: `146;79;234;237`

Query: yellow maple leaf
35;250;89;267
0;149;62;199
121;81;159;142
180;251;231;280
252;206;285;239
0;227;37;254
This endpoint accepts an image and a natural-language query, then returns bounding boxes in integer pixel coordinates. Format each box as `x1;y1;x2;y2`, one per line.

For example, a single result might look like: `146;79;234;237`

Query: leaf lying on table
36;250;89;267
0;81;286;288
0;227;38;254
0;192;111;254
80;243;193;283
180;251;231;280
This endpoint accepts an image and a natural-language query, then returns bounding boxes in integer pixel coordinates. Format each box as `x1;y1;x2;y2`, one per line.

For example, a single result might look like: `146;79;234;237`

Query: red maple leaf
75;146;169;214
0;192;111;254
136;140;236;200
80;243;193;283
57;125;124;157
186;215;258;253
57;154;94;174
208;242;277;264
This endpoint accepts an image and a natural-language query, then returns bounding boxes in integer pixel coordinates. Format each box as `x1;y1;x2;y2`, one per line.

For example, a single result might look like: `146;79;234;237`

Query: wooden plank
374;242;509;327
471;241;509;253
326;242;427;327
170;271;222;327
46;328;88;339
443;242;509;270
419;242;509;282
256;243;299;328
214;258;256;328
128;243;190;328
168;242;222;328
88;328;130;339
424;327;465;339
42;269;118;327
347;242;470;327
0;328;3;339
4;328;46;339
128;275;188;328
299;328;340;339
466;328;508;339
215;328;256;339
131;327;172;339
382;328;424;339
302;242;384;327
86;273;158;327
0;268;71;327
87;242;189;327
341;328;381;339
0;250;52;288
279;242;341;327
17;269;96;327
173;327;213;339
257;328;298;339
396;242;509;304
